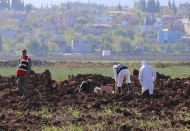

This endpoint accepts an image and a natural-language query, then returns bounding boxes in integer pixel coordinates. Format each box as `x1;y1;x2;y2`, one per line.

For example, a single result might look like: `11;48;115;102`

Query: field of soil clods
0;69;190;130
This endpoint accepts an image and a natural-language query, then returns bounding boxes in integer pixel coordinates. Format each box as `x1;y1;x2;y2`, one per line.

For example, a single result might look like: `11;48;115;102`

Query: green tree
103;41;112;50
103;34;113;43
112;28;127;37
64;29;78;47
0;0;9;9
168;0;172;9
172;0;177;14
147;0;157;13
102;33;113;50
0;35;3;51
77;17;88;25
25;3;32;12
128;8;146;25
156;0;160;13
2;36;16;53
117;3;122;11
126;29;135;40
2;43;10;55
48;42;59;54
26;39;40;54
132;33;145;48
16;34;24;43
112;36;132;52
11;0;24;11
67;0;71;10
16;43;25;52
90;43;96;52
7;0;10;9
139;0;146;12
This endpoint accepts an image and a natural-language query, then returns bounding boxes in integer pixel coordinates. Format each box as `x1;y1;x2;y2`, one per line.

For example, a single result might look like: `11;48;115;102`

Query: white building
95;16;112;24
102;50;111;56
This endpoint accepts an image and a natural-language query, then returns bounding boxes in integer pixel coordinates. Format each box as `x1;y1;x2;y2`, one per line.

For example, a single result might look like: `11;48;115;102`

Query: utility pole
100;38;104;60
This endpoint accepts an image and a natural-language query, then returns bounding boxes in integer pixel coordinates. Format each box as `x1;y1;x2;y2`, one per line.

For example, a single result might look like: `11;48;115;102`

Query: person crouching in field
113;64;132;95
16;49;32;100
79;79;93;93
139;60;156;97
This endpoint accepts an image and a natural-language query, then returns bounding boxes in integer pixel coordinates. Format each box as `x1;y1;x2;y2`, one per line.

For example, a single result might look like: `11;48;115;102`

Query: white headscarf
142;60;148;67
113;65;117;69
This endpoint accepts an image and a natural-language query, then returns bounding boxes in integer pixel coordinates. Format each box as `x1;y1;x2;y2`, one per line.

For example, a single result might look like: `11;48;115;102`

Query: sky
24;0;190;8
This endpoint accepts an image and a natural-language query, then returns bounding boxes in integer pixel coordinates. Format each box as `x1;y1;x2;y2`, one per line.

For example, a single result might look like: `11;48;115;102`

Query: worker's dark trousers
17;76;28;98
118;87;121;94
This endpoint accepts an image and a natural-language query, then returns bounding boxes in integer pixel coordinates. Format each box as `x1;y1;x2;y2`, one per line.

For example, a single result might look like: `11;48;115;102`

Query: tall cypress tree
168;0;172;9
67;0;70;10
117;3;122;11
140;0;146;12
21;0;25;11
156;0;160;13
147;0;155;13
0;35;3;51
25;3;32;12
172;0;177;14
146;0;151;13
11;0;23;11
0;0;8;9
7;0;10;9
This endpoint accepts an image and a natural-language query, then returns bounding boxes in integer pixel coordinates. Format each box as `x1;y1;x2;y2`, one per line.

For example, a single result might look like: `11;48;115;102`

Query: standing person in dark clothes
16;49;32;100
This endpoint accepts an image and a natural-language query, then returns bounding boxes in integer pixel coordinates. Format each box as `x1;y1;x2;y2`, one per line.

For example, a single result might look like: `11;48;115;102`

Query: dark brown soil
0;69;189;130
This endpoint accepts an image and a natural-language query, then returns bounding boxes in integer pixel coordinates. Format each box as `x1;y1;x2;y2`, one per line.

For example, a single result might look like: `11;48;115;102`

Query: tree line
0;0;32;12
138;0;177;14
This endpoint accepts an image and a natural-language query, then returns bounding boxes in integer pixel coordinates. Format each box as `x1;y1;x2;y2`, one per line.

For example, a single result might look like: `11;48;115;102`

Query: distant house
107;11;126;15
91;24;111;30
181;36;190;43
120;12;135;26
141;18;163;33
72;38;100;53
95;16;112;24
122;12;135;23
161;15;176;23
168;21;185;32
6;19;21;26
52;35;67;53
158;29;182;44
107;10;135;25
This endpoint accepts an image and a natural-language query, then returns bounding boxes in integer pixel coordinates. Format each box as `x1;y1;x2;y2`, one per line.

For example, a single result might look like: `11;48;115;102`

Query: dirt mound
0;69;189;130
